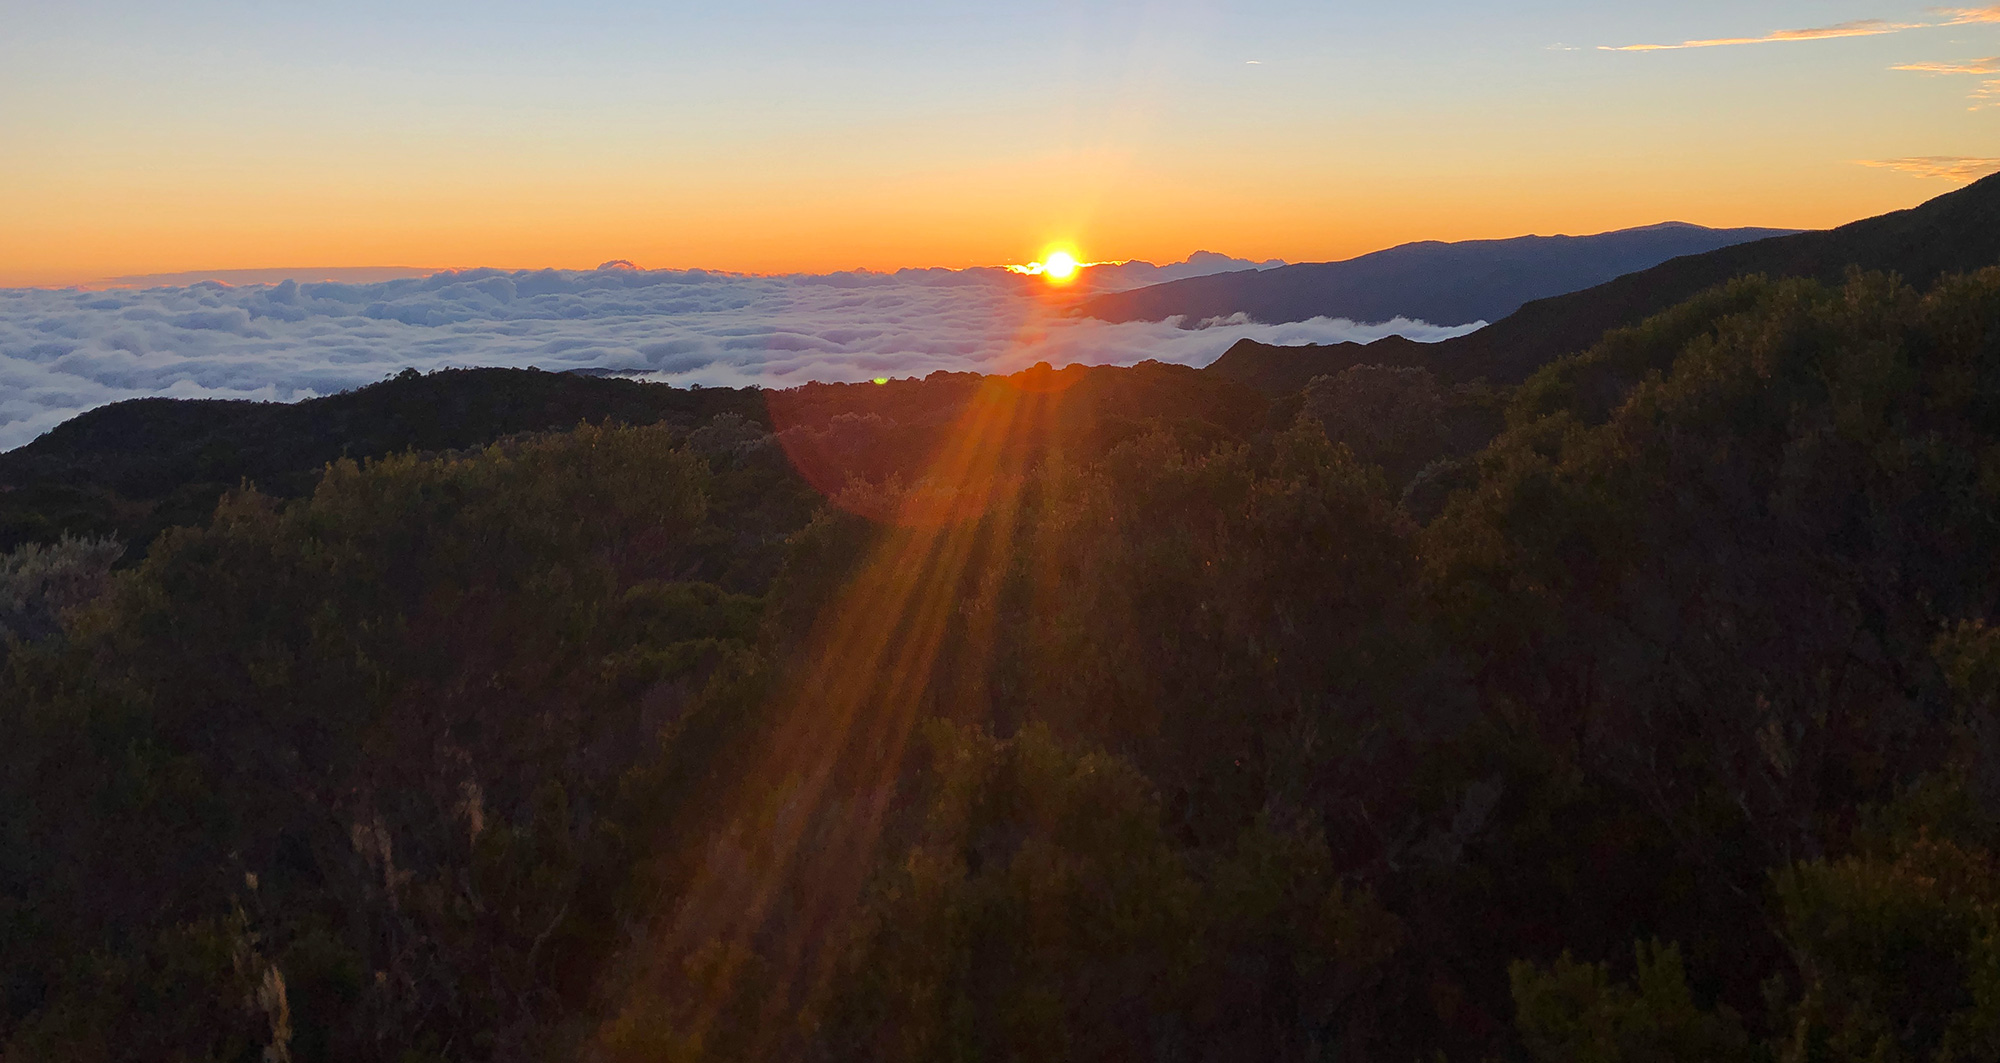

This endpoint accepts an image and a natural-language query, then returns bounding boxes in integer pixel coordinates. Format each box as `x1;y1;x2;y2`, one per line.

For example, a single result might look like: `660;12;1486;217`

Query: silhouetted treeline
1212;169;2000;394
0;368;768;557
6;268;2000;1062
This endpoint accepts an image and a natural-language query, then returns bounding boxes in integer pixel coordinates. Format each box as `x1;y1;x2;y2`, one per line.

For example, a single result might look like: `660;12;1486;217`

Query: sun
1005;246;1088;285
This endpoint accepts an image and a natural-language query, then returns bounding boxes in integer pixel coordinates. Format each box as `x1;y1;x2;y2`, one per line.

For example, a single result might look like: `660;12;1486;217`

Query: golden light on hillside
599;369;1078;1056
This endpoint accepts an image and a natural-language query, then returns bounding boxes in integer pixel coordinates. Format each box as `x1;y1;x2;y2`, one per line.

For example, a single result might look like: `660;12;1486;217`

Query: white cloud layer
0;262;1480;451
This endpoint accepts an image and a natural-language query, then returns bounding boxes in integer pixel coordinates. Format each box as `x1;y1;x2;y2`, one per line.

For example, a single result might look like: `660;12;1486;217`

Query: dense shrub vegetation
5;269;2000;1060
0;368;768;557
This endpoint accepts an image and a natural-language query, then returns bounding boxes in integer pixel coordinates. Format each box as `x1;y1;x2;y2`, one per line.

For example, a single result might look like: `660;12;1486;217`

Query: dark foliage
1205;333;1437;398
0;367;767;556
1214;169;2000;392
6;262;2000;1061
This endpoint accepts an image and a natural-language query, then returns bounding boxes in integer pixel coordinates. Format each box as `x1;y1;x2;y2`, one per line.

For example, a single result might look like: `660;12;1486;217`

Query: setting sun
1007;247;1086;285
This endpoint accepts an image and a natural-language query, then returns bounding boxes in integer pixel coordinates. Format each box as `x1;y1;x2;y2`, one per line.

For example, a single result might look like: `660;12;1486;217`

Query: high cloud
1603;19;1921;51
0;262;1481;451
1604;7;2000;51
1858;156;2000;180
1893;56;2000;73
1891;54;2000;107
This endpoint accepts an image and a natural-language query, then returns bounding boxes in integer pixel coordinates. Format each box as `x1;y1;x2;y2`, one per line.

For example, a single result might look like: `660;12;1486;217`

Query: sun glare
1007;246;1087;284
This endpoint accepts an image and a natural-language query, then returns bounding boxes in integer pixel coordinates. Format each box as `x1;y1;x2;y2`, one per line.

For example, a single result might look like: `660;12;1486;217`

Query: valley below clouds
0;263;1482;451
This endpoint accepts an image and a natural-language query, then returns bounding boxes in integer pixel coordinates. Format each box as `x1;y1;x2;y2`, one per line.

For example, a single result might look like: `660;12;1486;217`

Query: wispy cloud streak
1941;6;2000;24
1890;54;2000;106
1894;55;2000;72
1602;19;1921;51
1610;10;2000;107
1605;7;2000;51
1859;156;2000;180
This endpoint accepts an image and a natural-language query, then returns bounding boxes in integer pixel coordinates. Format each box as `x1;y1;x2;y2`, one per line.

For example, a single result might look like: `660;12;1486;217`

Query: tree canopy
6;268;2000;1061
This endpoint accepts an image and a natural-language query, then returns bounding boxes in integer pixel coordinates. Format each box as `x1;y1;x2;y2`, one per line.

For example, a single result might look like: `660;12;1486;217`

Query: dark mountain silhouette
1211;171;2000;395
0;367;766;553
1205;336;1433;399
0;361;1270;558
1080;222;1794;329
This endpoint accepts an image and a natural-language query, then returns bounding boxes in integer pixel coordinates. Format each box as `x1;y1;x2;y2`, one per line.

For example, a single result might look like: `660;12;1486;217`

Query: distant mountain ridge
1208;172;2000;395
1084;251;1286;292
1080;222;1797;329
94;266;442;288
75;253;1286;296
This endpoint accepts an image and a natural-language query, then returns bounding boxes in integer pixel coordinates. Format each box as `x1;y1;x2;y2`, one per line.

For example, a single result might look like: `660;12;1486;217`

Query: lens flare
601;370;1079;1057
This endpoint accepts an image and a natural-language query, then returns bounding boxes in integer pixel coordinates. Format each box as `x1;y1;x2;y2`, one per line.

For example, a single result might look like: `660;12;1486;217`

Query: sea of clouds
0;258;1483;451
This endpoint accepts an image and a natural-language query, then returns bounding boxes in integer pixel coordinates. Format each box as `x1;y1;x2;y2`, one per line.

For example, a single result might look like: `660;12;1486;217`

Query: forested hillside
6;265;2000;1061
0;368;766;556
1211;170;2000;395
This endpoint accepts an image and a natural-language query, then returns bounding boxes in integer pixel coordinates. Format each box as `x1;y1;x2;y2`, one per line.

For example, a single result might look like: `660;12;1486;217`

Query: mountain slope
1204;336;1435;398
1211;172;2000;394
1080;223;1794;328
0;361;1273;557
0;368;766;553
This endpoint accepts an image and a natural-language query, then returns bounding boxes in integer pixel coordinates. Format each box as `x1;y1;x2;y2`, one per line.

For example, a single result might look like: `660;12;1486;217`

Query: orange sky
0;156;1953;288
3;2;1993;286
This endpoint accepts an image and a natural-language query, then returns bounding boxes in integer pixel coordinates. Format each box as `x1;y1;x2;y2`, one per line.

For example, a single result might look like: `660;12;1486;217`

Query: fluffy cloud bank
0;262;1480;451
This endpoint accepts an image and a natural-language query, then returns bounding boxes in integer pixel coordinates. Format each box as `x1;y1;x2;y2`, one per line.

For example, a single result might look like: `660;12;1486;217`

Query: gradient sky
3;1;1996;286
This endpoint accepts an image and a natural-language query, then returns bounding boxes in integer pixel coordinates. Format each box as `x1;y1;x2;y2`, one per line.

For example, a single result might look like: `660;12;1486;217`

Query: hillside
0;368;766;554
1203;334;1434;398
0;361;1270;557
7;267;2000;1062
1079;222;1793;328
1211;171;2000;394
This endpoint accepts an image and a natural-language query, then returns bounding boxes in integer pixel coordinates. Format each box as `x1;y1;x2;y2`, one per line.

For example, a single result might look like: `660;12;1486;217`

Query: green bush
1774;836;2000;1063
1511;941;1755;1063
0;534;123;645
